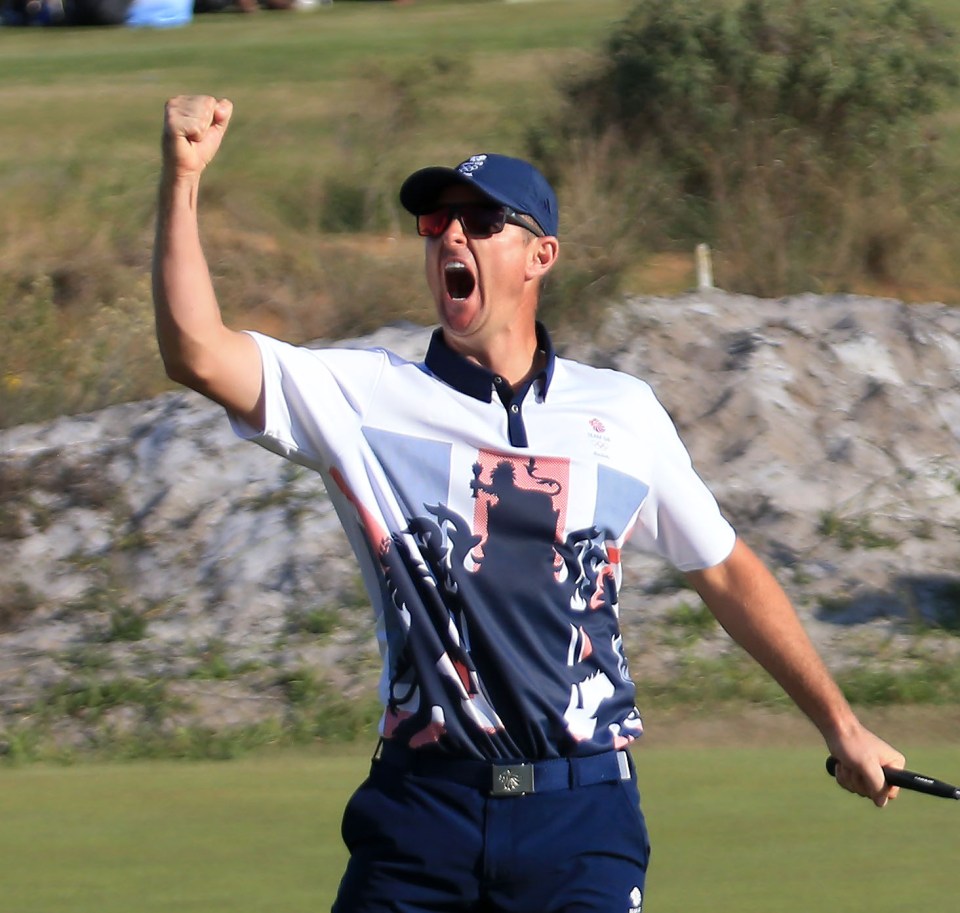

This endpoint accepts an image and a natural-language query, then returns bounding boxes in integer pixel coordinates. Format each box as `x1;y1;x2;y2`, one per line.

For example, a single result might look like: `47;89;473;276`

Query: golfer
153;95;905;913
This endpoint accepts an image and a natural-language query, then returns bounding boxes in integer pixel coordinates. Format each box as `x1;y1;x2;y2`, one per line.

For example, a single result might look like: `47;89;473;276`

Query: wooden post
696;243;714;290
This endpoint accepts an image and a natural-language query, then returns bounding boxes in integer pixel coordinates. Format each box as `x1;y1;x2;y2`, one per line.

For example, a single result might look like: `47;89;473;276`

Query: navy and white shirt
231;325;736;761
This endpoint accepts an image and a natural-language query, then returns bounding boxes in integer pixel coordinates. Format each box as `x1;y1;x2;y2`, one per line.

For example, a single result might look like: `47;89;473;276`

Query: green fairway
2;743;957;912
0;746;367;913
637;744;960;913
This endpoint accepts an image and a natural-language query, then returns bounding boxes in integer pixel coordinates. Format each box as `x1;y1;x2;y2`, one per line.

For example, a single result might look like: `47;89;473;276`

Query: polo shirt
231;324;736;761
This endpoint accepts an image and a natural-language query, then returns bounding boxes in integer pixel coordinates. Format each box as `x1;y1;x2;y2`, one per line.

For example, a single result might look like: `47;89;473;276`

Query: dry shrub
537;133;670;327
532;0;960;303
195;212;432;346
1;271;161;429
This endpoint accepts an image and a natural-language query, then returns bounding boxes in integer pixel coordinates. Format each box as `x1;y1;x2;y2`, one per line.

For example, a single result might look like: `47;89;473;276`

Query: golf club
826;756;960;800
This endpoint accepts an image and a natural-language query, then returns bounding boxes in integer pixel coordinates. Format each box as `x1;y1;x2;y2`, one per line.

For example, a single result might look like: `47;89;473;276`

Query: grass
0;746;362;913
817;510;899;551
640;744;960;912
0;742;958;912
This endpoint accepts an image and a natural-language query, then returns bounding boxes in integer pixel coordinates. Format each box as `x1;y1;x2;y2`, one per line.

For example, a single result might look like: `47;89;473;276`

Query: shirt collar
424;322;556;402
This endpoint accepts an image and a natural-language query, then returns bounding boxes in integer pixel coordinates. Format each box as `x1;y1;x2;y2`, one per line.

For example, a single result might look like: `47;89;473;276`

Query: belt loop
570;754;587;788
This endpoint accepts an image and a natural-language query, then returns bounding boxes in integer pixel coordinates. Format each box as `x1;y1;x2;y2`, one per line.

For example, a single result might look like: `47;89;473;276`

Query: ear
526;236;559;282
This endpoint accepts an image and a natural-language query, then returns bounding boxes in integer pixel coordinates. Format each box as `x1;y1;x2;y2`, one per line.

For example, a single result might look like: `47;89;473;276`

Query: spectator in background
1;0;130;24
194;0;294;12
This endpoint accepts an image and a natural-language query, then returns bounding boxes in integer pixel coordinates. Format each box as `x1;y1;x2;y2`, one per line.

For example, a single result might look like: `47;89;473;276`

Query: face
423;185;553;353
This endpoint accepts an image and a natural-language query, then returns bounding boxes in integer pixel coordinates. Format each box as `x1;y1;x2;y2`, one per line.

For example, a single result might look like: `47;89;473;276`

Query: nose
441;209;468;244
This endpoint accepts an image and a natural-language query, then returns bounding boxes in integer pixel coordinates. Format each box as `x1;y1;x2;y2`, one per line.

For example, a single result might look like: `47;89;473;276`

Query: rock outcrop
2;291;958;755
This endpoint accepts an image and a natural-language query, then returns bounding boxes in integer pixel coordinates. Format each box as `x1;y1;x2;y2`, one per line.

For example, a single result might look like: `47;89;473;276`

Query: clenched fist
162;95;233;180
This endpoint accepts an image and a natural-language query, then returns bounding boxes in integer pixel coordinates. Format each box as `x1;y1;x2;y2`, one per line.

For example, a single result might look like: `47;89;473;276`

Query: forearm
687;538;904;804
152;171;227;386
151;168;262;420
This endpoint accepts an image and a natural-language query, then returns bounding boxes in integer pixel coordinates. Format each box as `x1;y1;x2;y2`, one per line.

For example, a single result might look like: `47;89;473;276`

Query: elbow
158;345;209;393
163;358;197;389
157;341;191;385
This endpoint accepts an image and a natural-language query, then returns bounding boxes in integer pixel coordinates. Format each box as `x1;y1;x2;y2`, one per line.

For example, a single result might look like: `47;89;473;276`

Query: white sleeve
228;332;387;473
630;392;736;572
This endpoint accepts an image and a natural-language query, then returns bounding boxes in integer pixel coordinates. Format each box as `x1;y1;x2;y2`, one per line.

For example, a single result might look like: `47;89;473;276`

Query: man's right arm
152;95;265;430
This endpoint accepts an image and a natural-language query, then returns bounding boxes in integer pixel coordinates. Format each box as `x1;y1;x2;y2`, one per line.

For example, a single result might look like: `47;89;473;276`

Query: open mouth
444;261;476;301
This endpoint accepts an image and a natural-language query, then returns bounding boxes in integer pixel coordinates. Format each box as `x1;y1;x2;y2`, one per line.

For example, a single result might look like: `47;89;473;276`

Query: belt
376;740;632;798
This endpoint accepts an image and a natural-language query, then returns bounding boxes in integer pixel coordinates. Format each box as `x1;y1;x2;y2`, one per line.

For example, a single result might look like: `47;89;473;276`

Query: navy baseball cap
400;153;559;237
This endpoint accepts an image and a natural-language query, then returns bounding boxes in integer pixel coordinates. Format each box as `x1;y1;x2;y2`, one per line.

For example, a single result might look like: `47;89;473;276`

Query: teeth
445;261;468;272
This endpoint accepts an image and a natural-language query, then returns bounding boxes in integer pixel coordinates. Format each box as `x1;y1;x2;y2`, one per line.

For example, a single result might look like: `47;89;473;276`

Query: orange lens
417;205;507;238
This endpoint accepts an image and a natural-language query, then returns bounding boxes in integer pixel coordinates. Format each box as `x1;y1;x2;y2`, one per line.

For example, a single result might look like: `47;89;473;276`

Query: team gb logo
588;417;611;455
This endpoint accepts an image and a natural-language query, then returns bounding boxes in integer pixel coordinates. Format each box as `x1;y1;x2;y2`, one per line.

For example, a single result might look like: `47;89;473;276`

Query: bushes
533;0;960;300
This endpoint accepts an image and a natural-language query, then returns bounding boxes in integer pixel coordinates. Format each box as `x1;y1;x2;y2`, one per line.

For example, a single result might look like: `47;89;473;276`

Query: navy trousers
331;747;651;913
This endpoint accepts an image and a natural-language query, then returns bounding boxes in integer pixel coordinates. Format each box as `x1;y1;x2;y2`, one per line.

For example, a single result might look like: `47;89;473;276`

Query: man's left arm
685;537;905;807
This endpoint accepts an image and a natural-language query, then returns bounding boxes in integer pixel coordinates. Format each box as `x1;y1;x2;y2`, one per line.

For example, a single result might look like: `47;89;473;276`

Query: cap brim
399;166;503;215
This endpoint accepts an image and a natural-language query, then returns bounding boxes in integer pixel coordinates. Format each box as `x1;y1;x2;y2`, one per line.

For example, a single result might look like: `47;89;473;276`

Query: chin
439;299;483;335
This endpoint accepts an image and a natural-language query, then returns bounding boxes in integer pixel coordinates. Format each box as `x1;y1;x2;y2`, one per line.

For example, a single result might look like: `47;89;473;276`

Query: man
154;95;904;913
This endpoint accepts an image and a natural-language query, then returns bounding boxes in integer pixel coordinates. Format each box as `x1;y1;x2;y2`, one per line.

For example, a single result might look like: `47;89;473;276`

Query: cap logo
457;154;488;176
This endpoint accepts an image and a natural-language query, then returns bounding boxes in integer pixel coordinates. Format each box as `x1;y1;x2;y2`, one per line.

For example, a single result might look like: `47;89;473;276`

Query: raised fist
161;95;233;180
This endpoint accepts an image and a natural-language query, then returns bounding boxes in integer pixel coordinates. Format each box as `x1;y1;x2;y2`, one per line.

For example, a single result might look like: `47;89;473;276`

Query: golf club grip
826;756;960;799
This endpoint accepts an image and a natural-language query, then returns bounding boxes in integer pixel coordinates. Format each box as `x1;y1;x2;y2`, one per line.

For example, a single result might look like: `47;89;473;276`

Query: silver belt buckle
491;763;535;796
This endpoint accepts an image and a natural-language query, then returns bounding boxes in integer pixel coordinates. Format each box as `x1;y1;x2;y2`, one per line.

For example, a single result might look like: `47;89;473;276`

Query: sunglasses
417;203;545;239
